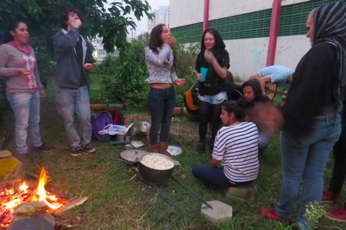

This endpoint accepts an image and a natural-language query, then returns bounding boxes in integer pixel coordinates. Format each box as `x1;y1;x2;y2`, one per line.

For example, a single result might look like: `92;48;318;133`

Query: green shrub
175;95;184;107
92;55;118;75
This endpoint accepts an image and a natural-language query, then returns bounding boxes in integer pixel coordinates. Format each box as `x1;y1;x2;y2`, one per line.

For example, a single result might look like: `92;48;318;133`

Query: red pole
203;0;210;32
266;0;282;66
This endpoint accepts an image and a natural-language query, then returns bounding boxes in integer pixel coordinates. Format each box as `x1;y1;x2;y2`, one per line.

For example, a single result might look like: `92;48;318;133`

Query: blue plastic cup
200;67;208;82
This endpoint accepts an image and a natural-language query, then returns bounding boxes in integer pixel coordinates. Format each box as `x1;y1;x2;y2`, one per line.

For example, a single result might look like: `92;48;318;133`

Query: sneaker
71;147;82;157
326;206;346;222
322;189;340;203
82;143;96;153
261;208;279;220
33;144;54;153
261;208;295;226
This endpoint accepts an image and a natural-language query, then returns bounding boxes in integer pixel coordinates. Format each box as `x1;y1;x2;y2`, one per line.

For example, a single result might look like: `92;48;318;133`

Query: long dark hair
3;21;25;44
221;100;246;121
200;28;226;56
148;24;177;70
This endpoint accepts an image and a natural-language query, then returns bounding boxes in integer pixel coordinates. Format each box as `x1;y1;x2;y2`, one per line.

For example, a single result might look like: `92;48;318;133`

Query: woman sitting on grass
238;78;273;155
191;100;259;189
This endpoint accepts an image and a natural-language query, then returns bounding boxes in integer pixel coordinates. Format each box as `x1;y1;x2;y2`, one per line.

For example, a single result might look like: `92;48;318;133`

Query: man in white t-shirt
257;65;294;96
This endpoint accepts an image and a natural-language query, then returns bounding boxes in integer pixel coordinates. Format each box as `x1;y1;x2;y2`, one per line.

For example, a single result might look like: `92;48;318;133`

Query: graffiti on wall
225;38;269;80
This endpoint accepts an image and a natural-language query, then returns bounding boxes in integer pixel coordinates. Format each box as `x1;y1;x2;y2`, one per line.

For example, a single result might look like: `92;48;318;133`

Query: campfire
0;166;70;229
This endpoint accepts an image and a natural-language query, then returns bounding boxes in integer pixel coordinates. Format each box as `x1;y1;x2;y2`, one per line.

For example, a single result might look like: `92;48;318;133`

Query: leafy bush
92;55;118;75
175;37;200;79
100;43;150;107
175;95;184;107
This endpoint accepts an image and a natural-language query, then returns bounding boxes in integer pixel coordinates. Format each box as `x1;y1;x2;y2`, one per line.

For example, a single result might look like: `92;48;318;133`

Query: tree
0;0;153;123
0;0;153;74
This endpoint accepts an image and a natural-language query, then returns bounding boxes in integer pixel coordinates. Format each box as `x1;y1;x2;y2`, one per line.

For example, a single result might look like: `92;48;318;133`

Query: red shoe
260;208;279;220
260;208;295;225
322;189;340;203
326;206;346;222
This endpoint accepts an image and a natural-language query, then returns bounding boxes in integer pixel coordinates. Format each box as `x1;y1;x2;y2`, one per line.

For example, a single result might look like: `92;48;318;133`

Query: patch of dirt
125;113;200;145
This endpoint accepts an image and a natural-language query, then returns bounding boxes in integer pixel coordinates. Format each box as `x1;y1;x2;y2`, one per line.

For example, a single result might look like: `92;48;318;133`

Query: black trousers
329;110;346;194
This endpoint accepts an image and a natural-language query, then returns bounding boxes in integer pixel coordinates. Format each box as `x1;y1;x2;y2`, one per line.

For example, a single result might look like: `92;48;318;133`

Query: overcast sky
127;0;170;37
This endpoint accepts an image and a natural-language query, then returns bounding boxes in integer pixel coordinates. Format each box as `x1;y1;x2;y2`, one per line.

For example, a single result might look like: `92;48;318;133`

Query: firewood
0;179;22;190
53;197;88;215
0;179;21;188
52;193;70;200
54;220;74;229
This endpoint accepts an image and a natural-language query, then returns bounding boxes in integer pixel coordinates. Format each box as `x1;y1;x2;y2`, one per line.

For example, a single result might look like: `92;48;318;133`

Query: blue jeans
55;86;92;147
275;116;341;226
191;166;254;188
148;87;176;145
7;91;42;154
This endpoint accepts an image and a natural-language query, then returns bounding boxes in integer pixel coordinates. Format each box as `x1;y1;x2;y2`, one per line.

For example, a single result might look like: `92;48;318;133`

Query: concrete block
226;185;256;202
201;200;233;223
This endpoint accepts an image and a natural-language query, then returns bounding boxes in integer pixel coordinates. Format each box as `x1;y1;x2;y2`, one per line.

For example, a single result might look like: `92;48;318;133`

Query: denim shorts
198;91;228;104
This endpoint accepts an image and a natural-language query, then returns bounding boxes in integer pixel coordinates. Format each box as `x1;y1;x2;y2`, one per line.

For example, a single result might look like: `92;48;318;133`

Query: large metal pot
138;153;174;182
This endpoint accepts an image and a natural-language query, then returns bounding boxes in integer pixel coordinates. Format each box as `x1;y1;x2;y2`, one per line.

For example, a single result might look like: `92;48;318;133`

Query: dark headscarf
314;2;346;109
238;79;270;110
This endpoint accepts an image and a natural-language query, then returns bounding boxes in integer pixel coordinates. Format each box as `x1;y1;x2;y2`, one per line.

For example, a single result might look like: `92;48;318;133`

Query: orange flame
0;166;68;228
19;182;28;193
35;166;62;210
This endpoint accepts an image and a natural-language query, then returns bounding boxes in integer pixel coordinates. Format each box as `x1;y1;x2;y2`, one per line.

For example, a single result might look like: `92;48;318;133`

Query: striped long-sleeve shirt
212;122;260;182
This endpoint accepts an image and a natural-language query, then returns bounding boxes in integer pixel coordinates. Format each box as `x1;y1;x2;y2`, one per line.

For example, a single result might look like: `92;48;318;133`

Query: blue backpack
92;112;113;142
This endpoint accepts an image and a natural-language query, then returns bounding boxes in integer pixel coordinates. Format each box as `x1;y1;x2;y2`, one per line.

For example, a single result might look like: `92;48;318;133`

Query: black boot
209;143;214;157
193;142;205;155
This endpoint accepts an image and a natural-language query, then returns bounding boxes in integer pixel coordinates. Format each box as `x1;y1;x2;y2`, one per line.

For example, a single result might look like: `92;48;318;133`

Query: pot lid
0;150;12;159
167;145;183;156
120;150;148;162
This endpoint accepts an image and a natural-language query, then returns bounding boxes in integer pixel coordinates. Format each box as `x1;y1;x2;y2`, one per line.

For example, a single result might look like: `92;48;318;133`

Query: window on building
98;50;107;55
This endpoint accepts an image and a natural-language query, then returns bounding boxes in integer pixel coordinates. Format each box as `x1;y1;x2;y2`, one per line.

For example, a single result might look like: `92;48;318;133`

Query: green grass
2;80;346;230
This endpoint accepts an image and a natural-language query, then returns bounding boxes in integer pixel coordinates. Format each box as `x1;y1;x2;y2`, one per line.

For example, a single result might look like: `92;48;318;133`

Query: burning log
54;197;88;216
0;166;88;229
0;167;68;228
0;180;21;190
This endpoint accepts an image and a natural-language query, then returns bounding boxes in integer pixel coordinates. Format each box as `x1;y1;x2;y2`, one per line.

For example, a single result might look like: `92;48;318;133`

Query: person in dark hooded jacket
261;2;345;227
193;28;230;156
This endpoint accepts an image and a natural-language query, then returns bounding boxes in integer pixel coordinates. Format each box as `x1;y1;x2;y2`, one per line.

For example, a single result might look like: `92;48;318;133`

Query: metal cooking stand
100;144;212;230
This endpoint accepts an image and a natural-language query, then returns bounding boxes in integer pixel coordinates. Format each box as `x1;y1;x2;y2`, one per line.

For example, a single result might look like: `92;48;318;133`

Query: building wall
225;37;268;80
225;35;311;79
170;0;203;28
275;35;310;70
170;0;310;28
170;0;341;79
147;6;170;32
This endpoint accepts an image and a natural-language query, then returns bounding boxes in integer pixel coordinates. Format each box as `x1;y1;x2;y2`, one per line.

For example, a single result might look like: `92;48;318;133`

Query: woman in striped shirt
191;100;260;188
